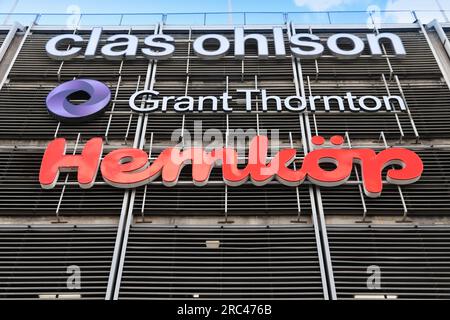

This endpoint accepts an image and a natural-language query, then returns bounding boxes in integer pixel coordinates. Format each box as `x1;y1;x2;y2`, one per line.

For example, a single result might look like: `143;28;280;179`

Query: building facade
0;11;450;300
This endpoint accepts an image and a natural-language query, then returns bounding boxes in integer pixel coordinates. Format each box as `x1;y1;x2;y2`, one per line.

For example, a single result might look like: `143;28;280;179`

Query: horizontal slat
118;225;324;299
0;225;117;300
327;225;450;299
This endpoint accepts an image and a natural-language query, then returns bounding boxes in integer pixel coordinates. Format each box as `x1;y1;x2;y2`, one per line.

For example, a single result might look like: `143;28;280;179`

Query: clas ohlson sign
45;27;406;61
38;26;424;196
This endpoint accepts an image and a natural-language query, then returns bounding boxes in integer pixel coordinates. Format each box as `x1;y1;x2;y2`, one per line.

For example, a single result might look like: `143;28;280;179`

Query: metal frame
108;23;162;300
0;22;23;62
0;22;32;90
426;20;450;89
2;10;449;27
417;16;450;93
289;21;335;300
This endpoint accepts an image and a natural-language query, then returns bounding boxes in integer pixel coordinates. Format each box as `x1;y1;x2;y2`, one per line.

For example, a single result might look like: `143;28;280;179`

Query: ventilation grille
327;225;450;299
0;224;117;300
118;225;324;300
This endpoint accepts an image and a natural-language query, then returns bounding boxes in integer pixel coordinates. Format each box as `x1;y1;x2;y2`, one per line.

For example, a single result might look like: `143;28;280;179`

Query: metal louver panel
327;225;450;299
444;28;450;42
0;32;6;47
0;146;125;216
392;82;450;139
0;82;141;141
8;30;153;81
298;29;442;80
306;81;450;140
0;29;149;142
319;147;450;216
0;224;117;300
133;182;311;216
157;29;293;81
118;225;324;300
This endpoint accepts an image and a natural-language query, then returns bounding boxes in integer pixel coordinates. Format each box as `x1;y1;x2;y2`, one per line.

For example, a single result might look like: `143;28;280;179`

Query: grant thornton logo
46;79;111;123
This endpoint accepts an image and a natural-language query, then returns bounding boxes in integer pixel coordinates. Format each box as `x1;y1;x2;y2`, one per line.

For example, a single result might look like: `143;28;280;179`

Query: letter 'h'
39;138;103;189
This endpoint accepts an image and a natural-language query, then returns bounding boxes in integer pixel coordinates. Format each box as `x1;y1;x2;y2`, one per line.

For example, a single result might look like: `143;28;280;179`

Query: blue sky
0;0;448;13
0;0;449;25
0;0;380;13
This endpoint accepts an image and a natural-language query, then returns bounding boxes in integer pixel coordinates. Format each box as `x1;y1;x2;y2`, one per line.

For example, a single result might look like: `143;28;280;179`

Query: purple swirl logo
46;79;111;122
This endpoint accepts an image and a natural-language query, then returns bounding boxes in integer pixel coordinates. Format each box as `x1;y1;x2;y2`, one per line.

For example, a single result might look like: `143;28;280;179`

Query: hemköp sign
39;135;423;198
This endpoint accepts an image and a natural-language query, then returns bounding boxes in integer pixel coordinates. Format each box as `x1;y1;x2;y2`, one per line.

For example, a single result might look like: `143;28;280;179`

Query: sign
46;27;407;61
46;79;407;117
46;79;111;122
129;89;406;113
39;134;424;198
39;22;421;196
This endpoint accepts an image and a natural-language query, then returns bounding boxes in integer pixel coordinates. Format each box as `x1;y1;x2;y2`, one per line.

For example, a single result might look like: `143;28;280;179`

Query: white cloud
293;0;449;23
293;0;352;11
384;0;447;24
